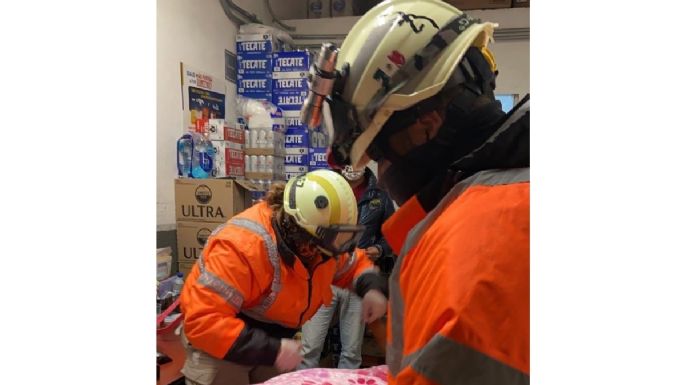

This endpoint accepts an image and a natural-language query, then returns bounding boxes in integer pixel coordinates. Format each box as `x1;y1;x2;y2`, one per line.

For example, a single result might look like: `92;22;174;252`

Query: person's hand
365;246;382;261
274;338;302;372
362;289;387;323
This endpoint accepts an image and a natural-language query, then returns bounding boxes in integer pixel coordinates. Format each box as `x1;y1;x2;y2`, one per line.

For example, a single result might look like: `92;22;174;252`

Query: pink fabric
255;365;388;385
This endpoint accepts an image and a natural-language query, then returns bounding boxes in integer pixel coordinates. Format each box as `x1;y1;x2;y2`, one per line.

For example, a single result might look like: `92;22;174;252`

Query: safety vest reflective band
197;252;244;311
227;218;282;316
400;334;529;385
387;167;530;383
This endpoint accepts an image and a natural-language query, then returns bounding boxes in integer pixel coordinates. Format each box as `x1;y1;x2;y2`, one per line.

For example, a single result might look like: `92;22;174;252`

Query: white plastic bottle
250;128;260;149
244;155;251;173
250;155;259;174
257;128;267;148
265;129;274;149
266;155;274;173
172;272;184;298
258;155;267;173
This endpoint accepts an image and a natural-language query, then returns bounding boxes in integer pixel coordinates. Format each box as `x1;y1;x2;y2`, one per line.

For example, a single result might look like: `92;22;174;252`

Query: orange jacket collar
381;195;427;255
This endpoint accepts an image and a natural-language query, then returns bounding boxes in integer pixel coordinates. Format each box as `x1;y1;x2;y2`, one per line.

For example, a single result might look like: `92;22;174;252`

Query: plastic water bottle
191;131;215;179
172;272;184;297
176;132;194;177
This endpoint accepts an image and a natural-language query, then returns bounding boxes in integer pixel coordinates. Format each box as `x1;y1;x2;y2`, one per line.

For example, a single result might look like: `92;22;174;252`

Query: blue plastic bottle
176;132;194;177
191;130;215;179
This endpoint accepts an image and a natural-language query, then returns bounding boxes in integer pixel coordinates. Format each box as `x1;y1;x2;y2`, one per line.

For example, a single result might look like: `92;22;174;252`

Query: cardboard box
272;93;307;112
285;153;309;166
175;178;258;223
285;164;308;174
273;51;311;73
309;147;328;167
237;53;273;75
208;121;245;145
309;165;331;172
512;0;529;7
245;171;286;181
285;171;308;181
285;128;309;148
211;157;227;178
285;146;308;156
445;0;511;10
210;141;245;178
207;119;224;141
284;113;306;129
272;76;308;94
177;221;226;262
236;33;282;54
237;73;273;97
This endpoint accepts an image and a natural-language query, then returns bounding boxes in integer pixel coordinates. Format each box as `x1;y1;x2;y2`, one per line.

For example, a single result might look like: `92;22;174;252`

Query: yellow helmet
283;169;364;255
330;0;497;168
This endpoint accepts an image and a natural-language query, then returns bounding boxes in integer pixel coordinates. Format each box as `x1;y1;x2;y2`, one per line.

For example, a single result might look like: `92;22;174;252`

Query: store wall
157;0;269;230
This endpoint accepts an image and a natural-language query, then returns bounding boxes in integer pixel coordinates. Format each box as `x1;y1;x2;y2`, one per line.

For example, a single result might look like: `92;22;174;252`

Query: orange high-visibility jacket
180;201;381;366
383;94;530;385
384;168;530;385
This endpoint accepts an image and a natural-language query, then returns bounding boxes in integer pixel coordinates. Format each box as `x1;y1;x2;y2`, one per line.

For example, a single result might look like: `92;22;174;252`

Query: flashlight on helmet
300;43;339;129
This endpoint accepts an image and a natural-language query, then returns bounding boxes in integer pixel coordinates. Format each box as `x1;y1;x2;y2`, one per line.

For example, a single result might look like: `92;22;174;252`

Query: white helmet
324;0;497;168
284;169;364;255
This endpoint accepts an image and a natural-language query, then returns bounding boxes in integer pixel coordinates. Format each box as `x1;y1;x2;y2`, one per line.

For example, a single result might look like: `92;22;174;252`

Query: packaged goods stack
174;178;257;275
207;119;246;178
271;50;319;180
238;96;287;200
236;31;289;198
236;32;282;102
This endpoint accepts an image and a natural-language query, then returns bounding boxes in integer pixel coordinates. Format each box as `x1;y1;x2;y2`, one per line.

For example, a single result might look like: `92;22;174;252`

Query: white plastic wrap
236;95;287;134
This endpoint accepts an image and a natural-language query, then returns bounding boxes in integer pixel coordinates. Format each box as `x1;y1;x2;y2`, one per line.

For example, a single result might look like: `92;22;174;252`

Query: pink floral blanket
255;365;388;385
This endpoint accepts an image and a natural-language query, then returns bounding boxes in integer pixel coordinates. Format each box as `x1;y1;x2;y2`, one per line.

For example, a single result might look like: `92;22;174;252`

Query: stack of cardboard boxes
207;119;246;178
237;33;289;187
271;51;313;180
174;179;258;276
236;34;331;183
236;32;283;102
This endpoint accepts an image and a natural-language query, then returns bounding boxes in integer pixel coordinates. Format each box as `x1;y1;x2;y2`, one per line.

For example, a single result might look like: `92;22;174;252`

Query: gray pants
298;286;365;369
181;329;281;385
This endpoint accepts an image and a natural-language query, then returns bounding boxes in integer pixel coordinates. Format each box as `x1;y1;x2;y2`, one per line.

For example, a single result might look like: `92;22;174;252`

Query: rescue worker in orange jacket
301;0;530;383
179;169;388;385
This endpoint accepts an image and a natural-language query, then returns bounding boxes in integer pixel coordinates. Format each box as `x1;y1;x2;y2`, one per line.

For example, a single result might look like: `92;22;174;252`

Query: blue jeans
298;286;365;369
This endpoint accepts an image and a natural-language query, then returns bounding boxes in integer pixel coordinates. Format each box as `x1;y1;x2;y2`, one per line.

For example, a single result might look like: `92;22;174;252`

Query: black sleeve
223;325;281;366
354;271;388;298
